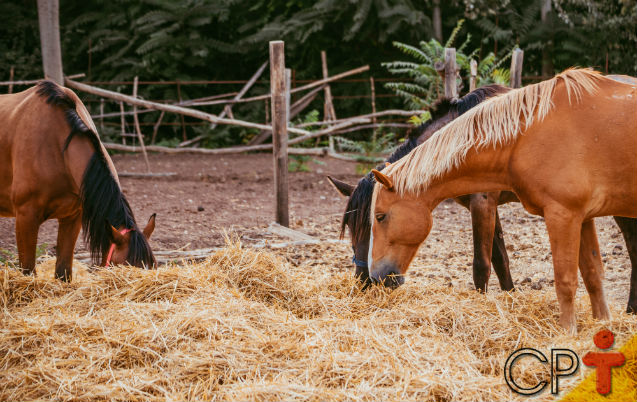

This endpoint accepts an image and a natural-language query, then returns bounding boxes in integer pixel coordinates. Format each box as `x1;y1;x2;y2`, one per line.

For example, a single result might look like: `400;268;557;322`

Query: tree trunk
432;0;442;42
541;0;554;77
37;0;63;84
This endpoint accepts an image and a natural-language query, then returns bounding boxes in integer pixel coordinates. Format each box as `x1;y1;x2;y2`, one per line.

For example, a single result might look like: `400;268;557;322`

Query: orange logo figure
582;329;625;395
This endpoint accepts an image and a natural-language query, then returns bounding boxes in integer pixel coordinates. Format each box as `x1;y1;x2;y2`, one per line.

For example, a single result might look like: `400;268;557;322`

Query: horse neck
421;144;514;209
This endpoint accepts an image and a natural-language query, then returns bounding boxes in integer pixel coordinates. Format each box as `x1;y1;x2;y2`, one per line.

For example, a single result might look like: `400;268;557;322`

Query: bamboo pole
469;59;478;92
295;109;415;128
247;84;324;146
64;78;311;136
99;98;104;133
0;73;84;87
37;0;63;84
119;101;126;145
370;77;377;125
176;81;187;141
179;62;270;147
151;111;165;144
270;40;289;227
193;65;370;106
444;48;457;98
132;76;151;172
510;48;524;88
101;142;374;162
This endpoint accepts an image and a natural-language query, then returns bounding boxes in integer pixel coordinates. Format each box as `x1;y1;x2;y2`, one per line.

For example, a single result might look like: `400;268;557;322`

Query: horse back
0;82;107;219
510;76;637;219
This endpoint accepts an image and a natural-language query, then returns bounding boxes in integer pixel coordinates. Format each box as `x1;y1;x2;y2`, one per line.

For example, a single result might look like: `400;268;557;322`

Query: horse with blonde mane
0;81;157;281
369;69;636;333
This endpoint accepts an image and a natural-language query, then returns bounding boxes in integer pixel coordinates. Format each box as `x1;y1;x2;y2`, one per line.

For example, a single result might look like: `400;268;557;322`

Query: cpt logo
504;329;625;396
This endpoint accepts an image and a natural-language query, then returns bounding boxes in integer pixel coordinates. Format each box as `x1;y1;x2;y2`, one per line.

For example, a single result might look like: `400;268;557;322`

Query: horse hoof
627;304;637;315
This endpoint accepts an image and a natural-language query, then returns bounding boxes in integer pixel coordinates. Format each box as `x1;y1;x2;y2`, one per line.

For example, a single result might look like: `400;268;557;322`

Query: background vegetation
2;0;635;145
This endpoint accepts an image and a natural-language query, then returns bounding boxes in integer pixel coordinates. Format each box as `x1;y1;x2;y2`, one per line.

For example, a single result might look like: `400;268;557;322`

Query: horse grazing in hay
329;80;637;314
0;80;156;281
368;68;636;333
329;84;517;291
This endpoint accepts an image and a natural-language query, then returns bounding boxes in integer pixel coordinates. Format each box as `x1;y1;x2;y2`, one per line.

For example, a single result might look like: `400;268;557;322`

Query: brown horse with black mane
330;81;637;314
0;81;156;281
369;69;636;333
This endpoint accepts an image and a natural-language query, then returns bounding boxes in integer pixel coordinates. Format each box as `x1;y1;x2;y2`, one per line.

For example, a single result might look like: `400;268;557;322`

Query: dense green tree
1;0;634;145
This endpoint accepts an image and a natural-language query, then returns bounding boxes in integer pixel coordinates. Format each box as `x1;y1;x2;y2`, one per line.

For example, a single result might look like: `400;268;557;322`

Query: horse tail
35;81;155;267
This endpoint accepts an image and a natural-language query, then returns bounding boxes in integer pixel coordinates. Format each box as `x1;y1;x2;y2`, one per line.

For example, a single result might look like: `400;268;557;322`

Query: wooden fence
3;43;526;226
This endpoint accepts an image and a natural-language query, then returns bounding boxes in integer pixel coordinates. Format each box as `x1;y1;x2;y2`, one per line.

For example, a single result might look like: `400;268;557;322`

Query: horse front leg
544;206;582;334
55;212;82;282
578;219;610;320
15;208;43;276
468;192;497;292
491;209;515;291
612;216;637;314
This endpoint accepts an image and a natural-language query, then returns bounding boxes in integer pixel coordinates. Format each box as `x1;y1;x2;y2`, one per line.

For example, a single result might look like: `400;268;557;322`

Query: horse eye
375;213;386;222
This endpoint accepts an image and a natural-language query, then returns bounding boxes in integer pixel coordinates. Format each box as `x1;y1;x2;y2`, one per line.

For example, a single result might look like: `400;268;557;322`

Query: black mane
340;84;510;242
36;80;155;267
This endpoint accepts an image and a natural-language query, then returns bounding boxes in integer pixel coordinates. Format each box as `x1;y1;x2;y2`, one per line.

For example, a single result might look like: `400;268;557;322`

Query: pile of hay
1;240;635;401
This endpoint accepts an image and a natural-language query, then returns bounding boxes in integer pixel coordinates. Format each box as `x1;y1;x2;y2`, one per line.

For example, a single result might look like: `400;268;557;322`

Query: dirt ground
0;152;633;309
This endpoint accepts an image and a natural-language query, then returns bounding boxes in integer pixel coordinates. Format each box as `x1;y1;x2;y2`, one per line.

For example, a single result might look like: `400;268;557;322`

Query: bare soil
0;152;633;308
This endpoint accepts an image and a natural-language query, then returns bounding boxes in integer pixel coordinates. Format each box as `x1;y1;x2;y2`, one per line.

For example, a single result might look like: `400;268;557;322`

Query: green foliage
0;243;48;265
3;0;634;148
288;155;312;172
383;20;512;109
335;129;397;174
0;248;15;265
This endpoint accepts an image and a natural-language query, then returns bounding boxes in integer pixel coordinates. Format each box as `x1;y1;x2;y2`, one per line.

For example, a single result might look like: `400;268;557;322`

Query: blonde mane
383;68;605;195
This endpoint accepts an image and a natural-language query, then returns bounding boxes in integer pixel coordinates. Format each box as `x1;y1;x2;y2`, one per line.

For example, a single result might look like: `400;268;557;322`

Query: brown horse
369;69;636;333
330;82;637;313
328;84;516;291
0;81;156;281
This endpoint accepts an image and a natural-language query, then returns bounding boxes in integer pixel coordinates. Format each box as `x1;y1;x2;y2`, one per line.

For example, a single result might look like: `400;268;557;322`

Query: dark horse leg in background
465;192;515;292
613;216;637;314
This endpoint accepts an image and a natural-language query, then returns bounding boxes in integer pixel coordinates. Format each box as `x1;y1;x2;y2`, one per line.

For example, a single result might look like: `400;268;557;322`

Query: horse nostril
371;265;404;288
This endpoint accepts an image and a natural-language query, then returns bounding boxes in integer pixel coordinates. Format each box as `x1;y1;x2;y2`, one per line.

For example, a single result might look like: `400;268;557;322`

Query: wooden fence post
119;101;126;145
469;59;478;92
270;40;289;227
132;76;151;172
510;48;524;88
99;98;104;133
444;48;457;98
370;77;377;125
37;0;63;84
8;67;14;94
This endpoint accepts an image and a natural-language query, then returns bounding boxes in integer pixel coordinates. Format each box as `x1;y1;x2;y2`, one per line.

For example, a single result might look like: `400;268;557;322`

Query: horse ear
106;221;126;245
327;176;354;197
143;214;156;239
371;169;394;191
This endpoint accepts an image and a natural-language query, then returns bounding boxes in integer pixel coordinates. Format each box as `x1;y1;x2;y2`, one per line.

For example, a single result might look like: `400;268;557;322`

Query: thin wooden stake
270;41;289;227
370;77;377;125
469;59;478;92
151;111;165;144
132;76;151;173
119;101;126;145
510;48;524;88
444;48;457;98
99;98;104;133
176;81;187;141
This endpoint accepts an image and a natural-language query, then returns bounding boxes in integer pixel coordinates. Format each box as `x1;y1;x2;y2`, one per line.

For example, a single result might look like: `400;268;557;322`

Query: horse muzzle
369;260;405;288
